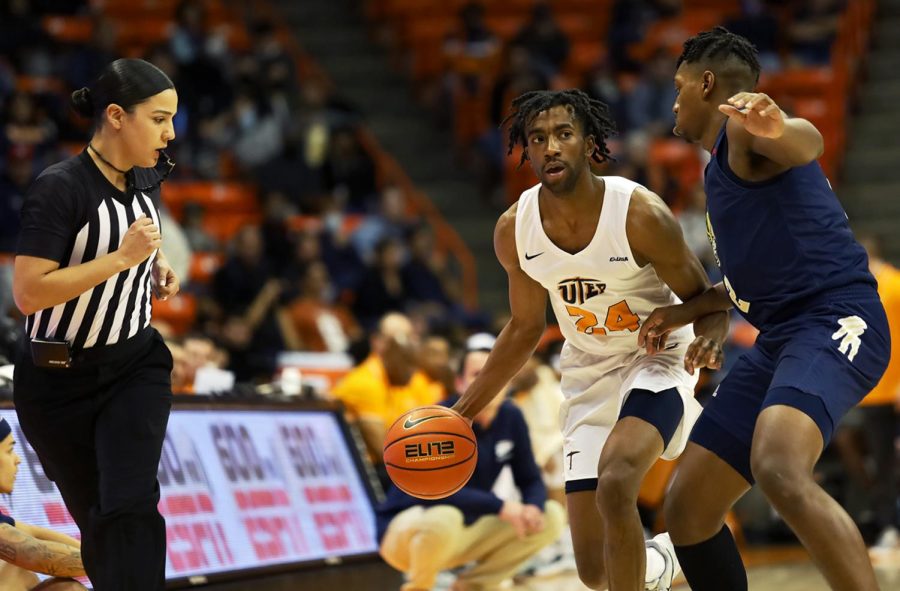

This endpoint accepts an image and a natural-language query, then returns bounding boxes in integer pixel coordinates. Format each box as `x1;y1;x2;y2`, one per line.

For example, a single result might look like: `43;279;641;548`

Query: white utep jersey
515;176;693;356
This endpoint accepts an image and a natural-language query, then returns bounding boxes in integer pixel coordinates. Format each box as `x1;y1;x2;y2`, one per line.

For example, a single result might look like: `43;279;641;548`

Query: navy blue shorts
691;287;891;484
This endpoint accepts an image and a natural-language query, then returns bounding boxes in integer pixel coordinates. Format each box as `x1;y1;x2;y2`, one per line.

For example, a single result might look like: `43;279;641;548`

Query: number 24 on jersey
565;300;640;336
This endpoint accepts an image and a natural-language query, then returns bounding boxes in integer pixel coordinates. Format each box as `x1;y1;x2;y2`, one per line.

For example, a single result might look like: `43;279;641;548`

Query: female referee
11;58;179;591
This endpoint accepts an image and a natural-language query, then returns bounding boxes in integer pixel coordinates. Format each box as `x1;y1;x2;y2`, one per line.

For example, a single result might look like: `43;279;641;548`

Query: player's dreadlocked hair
677;26;761;83
501;89;616;168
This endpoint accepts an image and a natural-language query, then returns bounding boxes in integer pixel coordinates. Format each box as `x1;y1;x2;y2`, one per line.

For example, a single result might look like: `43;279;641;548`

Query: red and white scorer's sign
0;408;377;583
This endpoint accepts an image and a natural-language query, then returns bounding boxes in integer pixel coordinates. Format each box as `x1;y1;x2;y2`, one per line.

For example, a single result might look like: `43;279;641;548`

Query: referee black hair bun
71;87;94;118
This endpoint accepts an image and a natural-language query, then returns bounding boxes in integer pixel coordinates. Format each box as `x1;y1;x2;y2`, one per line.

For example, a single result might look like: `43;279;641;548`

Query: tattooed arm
14;523;81;549
0;523;85;578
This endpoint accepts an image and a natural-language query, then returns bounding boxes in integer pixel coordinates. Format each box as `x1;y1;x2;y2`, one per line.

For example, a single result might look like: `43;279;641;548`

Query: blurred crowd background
0;0;897;574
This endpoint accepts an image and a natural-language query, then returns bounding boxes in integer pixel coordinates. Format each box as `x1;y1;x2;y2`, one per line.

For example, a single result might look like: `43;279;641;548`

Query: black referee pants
13;328;173;591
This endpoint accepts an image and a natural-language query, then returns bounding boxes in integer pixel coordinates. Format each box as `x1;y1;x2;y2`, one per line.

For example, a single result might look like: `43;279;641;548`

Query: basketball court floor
509;547;900;590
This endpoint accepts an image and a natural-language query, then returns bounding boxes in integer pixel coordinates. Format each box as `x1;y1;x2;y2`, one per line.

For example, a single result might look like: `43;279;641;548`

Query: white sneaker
644;532;680;591
874;526;899;549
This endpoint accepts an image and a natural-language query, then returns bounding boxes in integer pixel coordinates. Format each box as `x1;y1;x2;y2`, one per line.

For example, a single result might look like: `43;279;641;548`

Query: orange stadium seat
202;212;262;244
163;182;258;219
504;151;537;206
648;139;702;207
556;13;600;43
151;292;196;335
114;18;174;47
484;15;527;41
564;40;606;79
285;214;364;235
42;16;94;44
89;0;180;12
188;252;224;284
15;76;65;94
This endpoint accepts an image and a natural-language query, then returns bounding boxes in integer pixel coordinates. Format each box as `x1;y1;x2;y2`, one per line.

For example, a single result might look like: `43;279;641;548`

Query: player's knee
750;454;808;506
663;478;723;542
595;461;641;515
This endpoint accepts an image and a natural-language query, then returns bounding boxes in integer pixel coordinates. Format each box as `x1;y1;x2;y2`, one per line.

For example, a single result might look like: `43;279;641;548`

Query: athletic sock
644;544;666;583
674;525;747;591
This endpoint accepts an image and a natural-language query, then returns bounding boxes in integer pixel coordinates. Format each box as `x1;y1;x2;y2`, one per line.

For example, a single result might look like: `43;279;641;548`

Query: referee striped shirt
16;150;163;350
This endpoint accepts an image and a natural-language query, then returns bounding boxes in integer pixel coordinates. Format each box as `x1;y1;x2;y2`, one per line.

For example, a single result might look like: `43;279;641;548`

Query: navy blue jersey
0;509;14;527
704;123;875;330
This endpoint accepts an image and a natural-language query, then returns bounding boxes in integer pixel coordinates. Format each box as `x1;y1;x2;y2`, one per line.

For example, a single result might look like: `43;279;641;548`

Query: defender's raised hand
719;92;785;139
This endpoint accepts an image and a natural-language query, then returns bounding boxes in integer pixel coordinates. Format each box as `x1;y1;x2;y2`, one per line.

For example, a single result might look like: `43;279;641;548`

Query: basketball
383;405;477;500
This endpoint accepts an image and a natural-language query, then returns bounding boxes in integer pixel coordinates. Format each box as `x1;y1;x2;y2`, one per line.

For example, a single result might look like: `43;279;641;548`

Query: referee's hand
119;215;161;267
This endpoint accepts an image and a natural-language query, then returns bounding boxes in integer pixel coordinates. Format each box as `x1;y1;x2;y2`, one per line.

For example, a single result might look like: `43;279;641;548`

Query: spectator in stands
724;0;782;71
321;126;378;214
225;86;284;169
512;1;571;78
164;340;193;395
508;351;575;574
444;2;500;64
401;223;454;310
0;0;55;78
0;145;34;252
65;13;118;92
354;237;408;331
787;0;843;66
211;226;286;380
260;190;297;275
509;355;566;507
833;235;900;549
2;92;58;161
376;346;565;591
626;48;678;138
418;333;455;403
253;124;325;209
331;312;436;478
279;260;360;353
608;0;673;73
169;0;228;68
180;202;217;252
0;417;87;590
169;0;233;128
475;43;549;204
678;183;718;277
250;20;298;107
61;11;119;92
584;57;629;134
179;333;226;392
352;185;413;262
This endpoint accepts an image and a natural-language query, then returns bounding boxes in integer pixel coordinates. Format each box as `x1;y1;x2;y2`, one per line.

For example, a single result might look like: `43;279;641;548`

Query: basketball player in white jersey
451;90;727;591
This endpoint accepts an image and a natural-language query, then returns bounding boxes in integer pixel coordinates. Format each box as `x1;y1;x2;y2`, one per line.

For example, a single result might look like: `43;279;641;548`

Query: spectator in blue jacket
376;345;566;591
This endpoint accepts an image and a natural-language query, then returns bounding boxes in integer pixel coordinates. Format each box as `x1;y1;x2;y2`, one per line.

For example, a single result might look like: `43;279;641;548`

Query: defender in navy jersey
638;28;890;591
12;59;179;591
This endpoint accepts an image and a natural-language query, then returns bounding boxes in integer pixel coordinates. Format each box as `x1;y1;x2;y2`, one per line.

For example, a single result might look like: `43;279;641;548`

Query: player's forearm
452;318;544;419
693;310;730;345
16;524;80;549
683;283;733;318
0;526;85;578
758;116;824;166
15;252;130;316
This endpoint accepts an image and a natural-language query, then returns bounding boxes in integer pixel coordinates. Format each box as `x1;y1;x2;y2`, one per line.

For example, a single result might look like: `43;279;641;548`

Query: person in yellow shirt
331;313;439;480
833;235;900;548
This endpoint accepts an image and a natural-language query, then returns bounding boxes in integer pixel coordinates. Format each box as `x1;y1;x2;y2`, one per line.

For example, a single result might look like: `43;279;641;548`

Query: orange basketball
383;405;477;500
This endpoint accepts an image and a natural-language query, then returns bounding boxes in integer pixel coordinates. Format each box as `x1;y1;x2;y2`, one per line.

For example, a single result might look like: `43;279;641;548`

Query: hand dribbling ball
383;405;477;499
